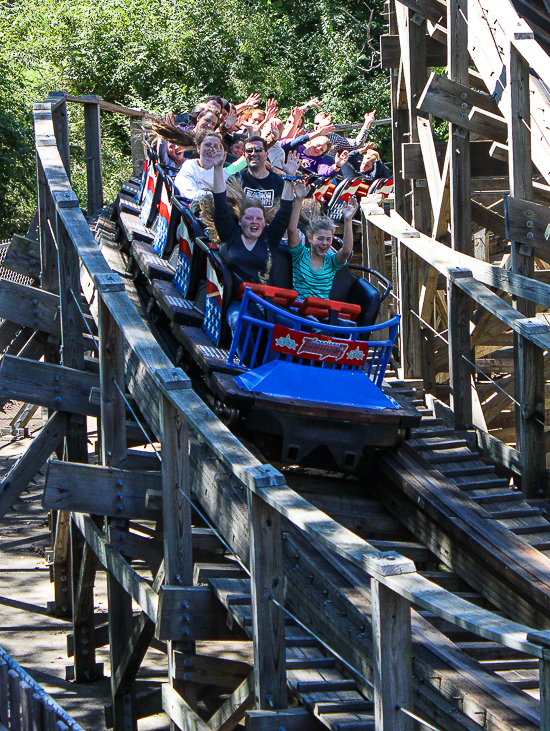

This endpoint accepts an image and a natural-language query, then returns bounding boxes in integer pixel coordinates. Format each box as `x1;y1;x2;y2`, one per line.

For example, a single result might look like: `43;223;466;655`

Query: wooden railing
28;82;550;731
0;646;83;731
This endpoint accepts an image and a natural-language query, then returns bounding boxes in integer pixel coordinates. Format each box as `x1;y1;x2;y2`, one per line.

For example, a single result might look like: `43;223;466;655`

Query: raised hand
335;149;349;169
211;145;226;168
302;97;322;110
364;109;376;125
265;97;278;115
357;141;376;154
341;197;358;220
244;93;261;108
293;179;309;199
318;121;335;134
282;150;302;176
262;104;279;126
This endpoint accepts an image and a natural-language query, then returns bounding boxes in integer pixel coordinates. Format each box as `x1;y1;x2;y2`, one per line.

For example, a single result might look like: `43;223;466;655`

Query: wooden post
82;96;103;217
98;275;137;731
447;0;472;430
248;491;287;711
9;670;21;731
130;115;146;178
159;371;196;713
395;4;427;378
0;659;7;727
541;650;550;731
20;682;34;731
371;580;413;731
50;92;71;182
507;43;546;497
363;216;389;325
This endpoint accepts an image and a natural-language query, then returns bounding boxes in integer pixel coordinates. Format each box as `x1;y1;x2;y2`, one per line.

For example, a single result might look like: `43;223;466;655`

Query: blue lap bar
235;361;399;410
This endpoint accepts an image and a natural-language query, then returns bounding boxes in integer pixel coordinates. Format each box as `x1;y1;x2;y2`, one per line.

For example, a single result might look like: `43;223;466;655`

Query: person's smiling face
310;228;333;257
199;136;222;166
240;207;266;240
305;137;328;157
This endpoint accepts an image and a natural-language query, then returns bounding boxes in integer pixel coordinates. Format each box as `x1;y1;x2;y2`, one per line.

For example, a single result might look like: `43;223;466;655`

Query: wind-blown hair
300;198;335;237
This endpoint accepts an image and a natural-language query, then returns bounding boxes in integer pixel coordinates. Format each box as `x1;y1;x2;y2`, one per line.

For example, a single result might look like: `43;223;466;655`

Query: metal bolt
33;319;40;327
28;250;35;256
526;209;533;215
183;672;191;681
81;637;89;645
183;658;193;668
181;600;189;609
182;626;190;636
54;375;60;381
119;546;126;554
61;585;68;593
55;397;62;405
32;298;38;305
107;451;112;457
460;93;467;100
82;626;88;634
526;220;534;227
527;232;534;239
461;103;468;109
29;259;36;265
60;575;67;582
461;113;468;118
82;649;89;656
115;479;123;487
55;386;60;393
29;268;35;274
118;532;125;540
116;503;123;512
33;309;39;316
182;613;190;622
116;492;123;500
62;604;68;612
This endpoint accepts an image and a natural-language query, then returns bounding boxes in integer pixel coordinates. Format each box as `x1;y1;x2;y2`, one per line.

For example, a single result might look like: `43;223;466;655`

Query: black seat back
330;267;381;327
272;243;294;290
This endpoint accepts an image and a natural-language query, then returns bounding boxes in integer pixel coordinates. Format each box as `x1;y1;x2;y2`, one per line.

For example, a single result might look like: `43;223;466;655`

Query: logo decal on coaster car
271;326;369;365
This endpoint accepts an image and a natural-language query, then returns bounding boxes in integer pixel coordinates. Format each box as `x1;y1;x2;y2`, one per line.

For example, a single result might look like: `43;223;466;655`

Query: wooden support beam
540;651;550;731
447;0;472;431
98;287;137;731
173;653;252;688
0;280;59;337
0;320;21;354
372;580;413;731
394;0;445;24
0;355;100;417
155;586;227;642
471;199;507;239
380;34;447;68
2;234;41;279
35;138;58;298
53;510;72;619
248;490;287;710
0;411;69;518
507;42;546;498
245;710;316;731
43;461;161;520
403;140;508;179
70;521;99;681
208;675;255;731
82;96;103;217
417;72;502;123
162;685;211;731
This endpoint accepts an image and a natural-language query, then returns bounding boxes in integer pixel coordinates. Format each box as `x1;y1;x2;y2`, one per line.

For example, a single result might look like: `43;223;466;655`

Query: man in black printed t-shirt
237;135;284;208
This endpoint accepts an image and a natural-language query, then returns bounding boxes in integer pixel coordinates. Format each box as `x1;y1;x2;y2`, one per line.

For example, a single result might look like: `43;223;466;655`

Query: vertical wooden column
507;45;546;497
371;580;413;731
541;650;550;731
362;214;389;325
130;115;146;177
158;369;196;712
395;4;427;378
50;92;71;182
97;273;137;731
82;96;103;217
447;0;472;430
248;490;287;710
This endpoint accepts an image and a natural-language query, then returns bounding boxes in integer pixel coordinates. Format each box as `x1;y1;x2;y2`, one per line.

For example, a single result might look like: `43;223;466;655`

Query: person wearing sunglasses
238;136;284;209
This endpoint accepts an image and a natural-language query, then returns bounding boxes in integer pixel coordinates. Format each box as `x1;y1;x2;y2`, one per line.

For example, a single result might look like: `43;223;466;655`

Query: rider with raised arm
287;180;358;300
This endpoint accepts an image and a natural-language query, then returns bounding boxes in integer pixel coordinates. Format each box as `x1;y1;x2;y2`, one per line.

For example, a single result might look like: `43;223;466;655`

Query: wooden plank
417;72;503;127
162;684;212;731
174;653;252;688
403;141;508;180
0;411;69;518
0;279;59;336
156;586;231;642
417;115;442;214
35;147;58;297
82;97;103;217
380;34;447;68
0;356;100;417
395;0;445;23
0;660;7;727
70;521;99;681
8;670;21;731
504;195;550;252
208;675;255;731
447;0;472;431
43;461;161;520
245;709;316;731
248;490;287;709
371;580;413;731
3;234;41;279
541;654;550;731
72;511;158;621
470;200;506;239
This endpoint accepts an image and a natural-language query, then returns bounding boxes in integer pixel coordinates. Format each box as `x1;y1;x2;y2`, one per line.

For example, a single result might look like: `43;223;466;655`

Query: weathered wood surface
0;355;100;416
402;140;508;180
3;234;41;279
0;411;69;518
43;460;162;519
0;280;59;336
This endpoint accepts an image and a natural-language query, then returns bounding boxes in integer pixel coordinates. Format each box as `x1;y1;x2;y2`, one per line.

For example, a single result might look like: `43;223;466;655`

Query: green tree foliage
0;0;389;236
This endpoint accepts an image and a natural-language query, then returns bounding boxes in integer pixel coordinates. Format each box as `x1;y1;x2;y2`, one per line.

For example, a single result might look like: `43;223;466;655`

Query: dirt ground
0;401;170;731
